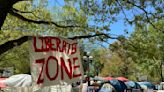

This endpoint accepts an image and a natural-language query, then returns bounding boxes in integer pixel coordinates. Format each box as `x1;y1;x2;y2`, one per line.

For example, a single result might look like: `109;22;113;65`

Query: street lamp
83;52;93;85
83;52;93;72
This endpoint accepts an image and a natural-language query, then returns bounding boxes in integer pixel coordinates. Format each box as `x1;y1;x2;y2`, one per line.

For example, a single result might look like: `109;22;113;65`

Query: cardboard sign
29;36;84;87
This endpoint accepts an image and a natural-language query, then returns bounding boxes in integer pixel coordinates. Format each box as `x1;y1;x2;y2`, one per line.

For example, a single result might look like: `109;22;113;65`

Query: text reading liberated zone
30;36;84;86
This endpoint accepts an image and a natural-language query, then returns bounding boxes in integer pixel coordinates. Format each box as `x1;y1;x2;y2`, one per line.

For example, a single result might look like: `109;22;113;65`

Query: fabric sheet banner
29;36;84;87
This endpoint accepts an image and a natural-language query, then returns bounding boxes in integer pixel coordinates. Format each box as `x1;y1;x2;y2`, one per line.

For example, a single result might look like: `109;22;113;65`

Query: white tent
1;74;87;92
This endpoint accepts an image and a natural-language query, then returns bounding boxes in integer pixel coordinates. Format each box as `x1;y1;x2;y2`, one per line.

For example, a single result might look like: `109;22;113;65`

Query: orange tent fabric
116;77;128;82
104;76;113;80
0;78;7;89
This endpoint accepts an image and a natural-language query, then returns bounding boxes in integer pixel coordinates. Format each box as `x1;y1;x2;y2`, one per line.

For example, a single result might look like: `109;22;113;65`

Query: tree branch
12;8;33;13
12;8;41;19
0;34;118;55
115;0;134;24
0;0;30;30
0;36;29;55
69;33;118;40
125;0;163;32
9;10;81;28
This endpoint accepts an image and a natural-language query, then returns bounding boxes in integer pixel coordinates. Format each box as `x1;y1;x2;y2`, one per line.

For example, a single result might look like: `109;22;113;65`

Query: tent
2;74;32;87
125;81;141;89
103;76;113;81
138;82;156;90
92;76;104;81
115;77;128;82
109;79;127;92
0;78;7;89
0;74;87;92
98;82;116;92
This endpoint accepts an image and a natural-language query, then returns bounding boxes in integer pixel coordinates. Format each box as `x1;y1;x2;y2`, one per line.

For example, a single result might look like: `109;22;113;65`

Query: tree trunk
0;36;29;55
160;61;164;82
0;0;21;30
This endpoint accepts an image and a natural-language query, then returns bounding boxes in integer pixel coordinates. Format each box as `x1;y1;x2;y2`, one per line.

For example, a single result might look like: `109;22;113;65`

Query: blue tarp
138;82;156;89
109;79;127;92
125;81;141;89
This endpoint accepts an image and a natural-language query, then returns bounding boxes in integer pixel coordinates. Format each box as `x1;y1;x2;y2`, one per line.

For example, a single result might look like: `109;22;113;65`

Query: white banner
29;36;84;87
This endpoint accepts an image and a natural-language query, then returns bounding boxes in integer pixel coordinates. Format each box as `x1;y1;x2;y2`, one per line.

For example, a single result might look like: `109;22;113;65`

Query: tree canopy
1;0;164;54
0;0;164;78
89;21;163;82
